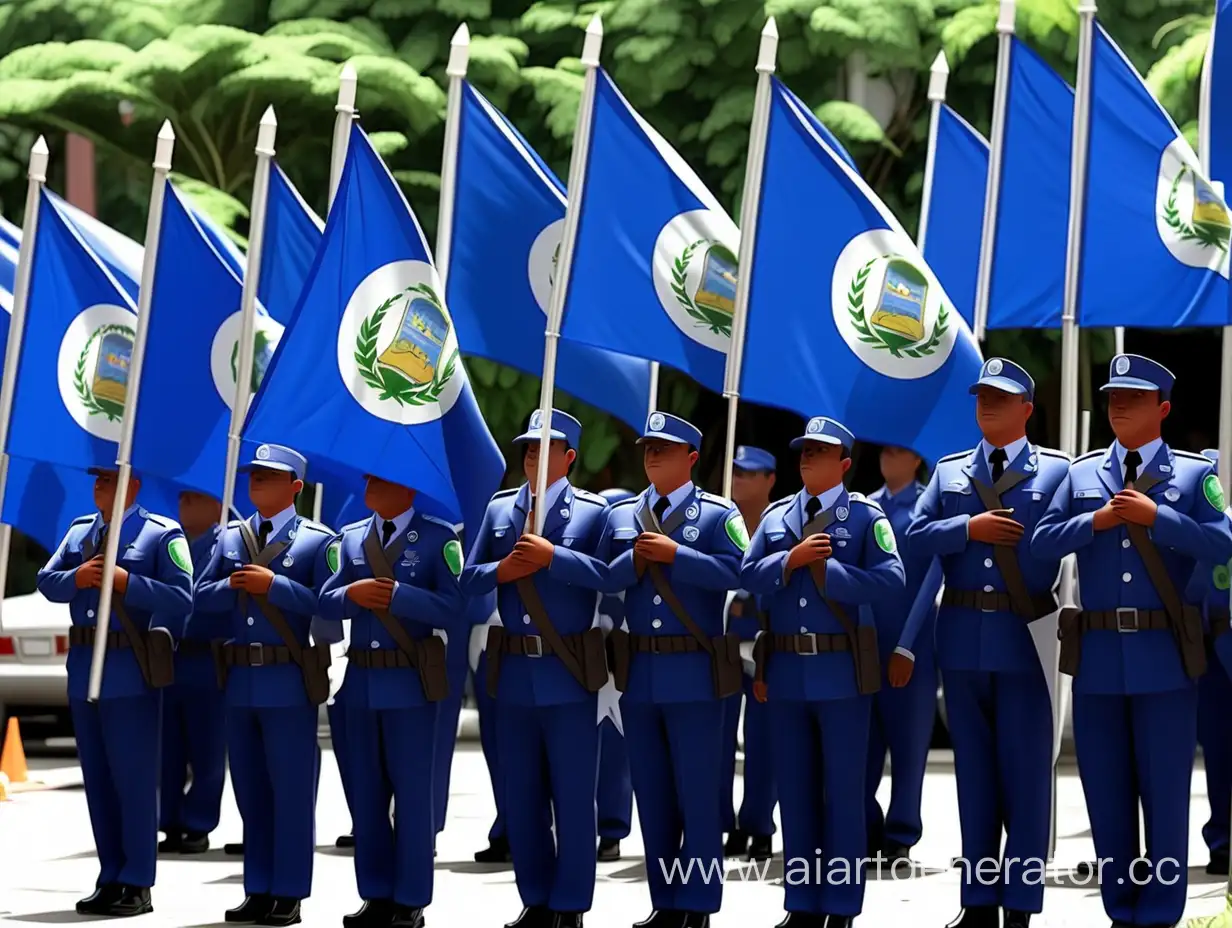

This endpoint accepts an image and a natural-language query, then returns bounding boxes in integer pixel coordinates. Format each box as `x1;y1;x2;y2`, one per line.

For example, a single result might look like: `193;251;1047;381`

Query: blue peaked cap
969;357;1034;401
790;416;855;452
1100;354;1175;398
238;443;308;481
734;445;776;473
638;411;702;449
513;408;582;449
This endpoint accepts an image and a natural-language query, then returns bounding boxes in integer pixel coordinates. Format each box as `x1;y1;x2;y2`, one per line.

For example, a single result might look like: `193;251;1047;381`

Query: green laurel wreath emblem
1162;167;1231;253
73;322;136;421
230;328;273;392
353;283;458;408
847;256;948;359
671;238;734;338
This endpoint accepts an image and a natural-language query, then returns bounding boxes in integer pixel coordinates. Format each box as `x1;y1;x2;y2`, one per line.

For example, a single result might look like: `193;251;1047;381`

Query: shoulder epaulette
341;518;369;533
1073;450;1104;463
420;513;457;532
937;450;970;464
572;488;606;505
297;519;333;535
143;513;178;530
700;491;733;507
227;519;246;530
851;494;884;512
762;497;793;517
610;496;640;509
1174;450;1212;463
70;515;95;526
492;488;519;500
1037;447;1071;461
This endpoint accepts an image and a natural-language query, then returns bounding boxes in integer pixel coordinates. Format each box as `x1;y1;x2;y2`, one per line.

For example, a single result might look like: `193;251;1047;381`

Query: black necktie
1124;450;1142;487
804;496;821;524
653;497;670;525
990;448;1008;484
258;520;273;550
382;519;396;547
95;524;108;556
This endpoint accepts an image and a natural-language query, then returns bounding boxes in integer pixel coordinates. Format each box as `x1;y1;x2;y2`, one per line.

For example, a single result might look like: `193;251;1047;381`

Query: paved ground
0;743;1228;927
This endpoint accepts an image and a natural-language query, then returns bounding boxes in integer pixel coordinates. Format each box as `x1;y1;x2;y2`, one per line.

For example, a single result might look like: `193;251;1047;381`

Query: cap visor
637;432;688;445
969;376;1026;396
238;461;297;475
1100;378;1160;392
513;428;567;445
789;435;843;450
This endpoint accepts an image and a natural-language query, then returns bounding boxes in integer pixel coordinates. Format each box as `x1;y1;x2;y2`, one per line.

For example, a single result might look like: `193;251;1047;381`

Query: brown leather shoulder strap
83;527;154;685
645;563;714;654
236;520;288;568
361;526;423;665
970;479;1036;620
233;519;303;665
514;577;592;684
1124;477;1184;623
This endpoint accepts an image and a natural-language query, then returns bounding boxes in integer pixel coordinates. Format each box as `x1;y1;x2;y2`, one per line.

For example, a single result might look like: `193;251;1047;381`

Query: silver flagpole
972;0;1016;343
531;14;603;536
720;18;778;501
221;107;278;522
647;362;659;417
87;122;176;702
1205;21;1232;498
0;137;49;631
435;24;470;291
916;51;949;253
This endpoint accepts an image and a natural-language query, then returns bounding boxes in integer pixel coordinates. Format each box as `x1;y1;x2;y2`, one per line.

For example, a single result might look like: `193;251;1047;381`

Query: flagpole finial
758;17;779;73
29;135;48;182
997;0;1016;33
257;105;278;154
448;23;471;77
338;62;358;111
928;50;949;101
582;13;603;67
154;120;175;170
1077;0;1097;14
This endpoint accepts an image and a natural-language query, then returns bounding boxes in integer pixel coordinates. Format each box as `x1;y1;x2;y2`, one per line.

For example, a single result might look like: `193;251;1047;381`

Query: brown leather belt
177;639;215;658
630;634;703;654
1210;608;1230;639
493;633;589;658
943;588;1057;619
69;626;130;649
768;632;849;655
222;643;296;667
347;647;416;669
1079;609;1170;632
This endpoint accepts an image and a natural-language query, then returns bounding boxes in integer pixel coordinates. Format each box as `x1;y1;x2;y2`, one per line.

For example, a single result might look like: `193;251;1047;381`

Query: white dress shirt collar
981;436;1029;472
252;505;297;540
802;483;845;518
649;481;695;520
373;507;415;541
1114;437;1164;480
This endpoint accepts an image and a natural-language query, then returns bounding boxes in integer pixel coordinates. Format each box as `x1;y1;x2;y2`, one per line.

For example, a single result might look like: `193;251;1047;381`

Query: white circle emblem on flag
57;303;138;441
1156;139;1231;277
650;208;740;352
210;311;285;408
528;218;565;315
831;228;960;380
336;260;465;425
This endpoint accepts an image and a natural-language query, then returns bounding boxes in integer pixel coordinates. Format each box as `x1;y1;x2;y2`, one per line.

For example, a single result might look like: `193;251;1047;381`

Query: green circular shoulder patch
326;540;341;575
167;537;193;576
1204;473;1227;512
873;518;897;555
443;539;463;577
1214;562;1231;592
725;513;750;552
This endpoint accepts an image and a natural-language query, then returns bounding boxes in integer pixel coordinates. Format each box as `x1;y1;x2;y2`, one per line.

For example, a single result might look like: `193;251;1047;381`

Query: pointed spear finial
256;105;278;154
997;0;1016;34
29;136;48;183
581;13;603;68
153;120;175;171
338;62;358;112
928;50;950;102
448;23;471;78
757;17;779;74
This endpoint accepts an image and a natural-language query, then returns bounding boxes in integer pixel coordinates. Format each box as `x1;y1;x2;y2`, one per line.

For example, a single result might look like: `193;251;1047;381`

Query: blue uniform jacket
319;512;465;710
461;483;610;706
740;489;905;701
1032;443;1232;694
179;526;230;689
195;514;334;708
37;508;193;701
596;486;744;703
868;482;934;665
904;444;1069;673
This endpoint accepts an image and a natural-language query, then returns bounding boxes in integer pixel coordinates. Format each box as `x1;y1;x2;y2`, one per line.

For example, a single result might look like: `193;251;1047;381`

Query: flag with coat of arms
243;123;503;542
738;77;983;466
259;164;324;324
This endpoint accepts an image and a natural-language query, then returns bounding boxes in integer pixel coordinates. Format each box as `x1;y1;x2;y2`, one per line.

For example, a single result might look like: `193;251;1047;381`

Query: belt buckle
1116;607;1139;633
524;635;543;658
249;642;265;666
981;591;997;614
798;632;818;656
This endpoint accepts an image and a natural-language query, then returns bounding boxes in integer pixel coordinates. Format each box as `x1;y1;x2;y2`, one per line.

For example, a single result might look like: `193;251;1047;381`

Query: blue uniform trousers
475;653;506;842
227;706;318;899
346;705;438;907
434;692;465;835
720;680;776;837
71;695;161;888
1075;688;1197;927
624;700;724;914
159;682;226;836
1199;654;1232;858
498;700;599;912
771;697;869;917
865;653;935;851
327;702;355;828
942;668;1050;912
597;717;632;841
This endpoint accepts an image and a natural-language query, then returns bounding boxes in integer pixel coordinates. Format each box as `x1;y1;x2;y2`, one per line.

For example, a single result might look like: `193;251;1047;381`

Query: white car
0;593;72;730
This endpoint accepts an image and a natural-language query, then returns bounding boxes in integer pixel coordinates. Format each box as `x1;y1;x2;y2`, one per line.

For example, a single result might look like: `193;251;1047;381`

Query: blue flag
740;79;983;465
559;70;739;393
244;125;504;537
986;39;1073;330
446;82;651;431
1079;25;1229;328
922;106;988;327
1211;0;1232;191
0;214;18;327
259;165;323;325
780;83;858;174
49;194;143;300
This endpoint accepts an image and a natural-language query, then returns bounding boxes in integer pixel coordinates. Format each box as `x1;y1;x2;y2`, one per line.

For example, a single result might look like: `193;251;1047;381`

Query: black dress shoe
681;914;710;928
336;833;356;849
1002;911;1031;928
880;842;913;872
180;831;210;854
344;899;394;928
100;886;153;917
506;907;552;928
390;906;425;928
552;913;584;928
945;907;999;928
476;836;511;863
158;832;183;853
1209;848;1230;876
748;835;773;861
224;842;245;856
633;912;679;928
820;918;851;928
226;895;274;924
723;829;749;857
598;838;621;862
76;884;123;915
775;915;822;928
258;897;301;926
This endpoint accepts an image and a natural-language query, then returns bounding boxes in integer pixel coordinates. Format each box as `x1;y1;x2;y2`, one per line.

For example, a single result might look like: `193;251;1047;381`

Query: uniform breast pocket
609;527;638;555
490;524;515;556
941;485;972;516
1071;487;1105;511
765;530;788;554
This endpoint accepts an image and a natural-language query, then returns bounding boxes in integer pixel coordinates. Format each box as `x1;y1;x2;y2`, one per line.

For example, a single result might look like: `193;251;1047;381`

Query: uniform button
1122;572;1132;583
983;585;994;593
522;615;531;625
246;617;254;626
1122;539;1131;549
653;595;662;605
984;558;993;569
799;625;808;633
371;640;380;649
799;598;808;607
652;619;662;629
86;609;94;618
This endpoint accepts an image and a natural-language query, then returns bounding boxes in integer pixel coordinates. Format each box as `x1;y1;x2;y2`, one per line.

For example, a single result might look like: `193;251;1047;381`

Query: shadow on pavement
5;913;104;924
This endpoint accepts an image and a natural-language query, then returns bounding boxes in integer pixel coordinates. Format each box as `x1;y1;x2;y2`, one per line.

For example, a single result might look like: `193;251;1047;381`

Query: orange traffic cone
0;717;28;784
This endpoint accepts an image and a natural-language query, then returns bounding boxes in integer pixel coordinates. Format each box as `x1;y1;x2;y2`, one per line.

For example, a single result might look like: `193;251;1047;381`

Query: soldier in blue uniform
721;446;777;863
596;488;636;864
896;359;1067;928
866;446;934;868
319;473;465;928
741;417;905;928
1033;355;1232;928
160;490;227;856
462;409;612;928
38;467;193;917
596;412;746;928
196;444;335;927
